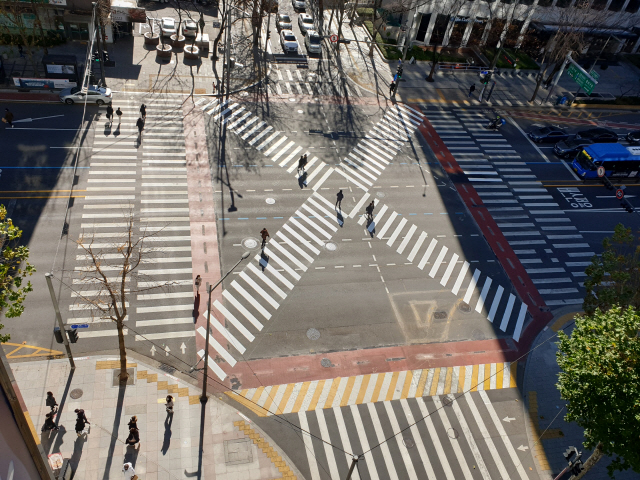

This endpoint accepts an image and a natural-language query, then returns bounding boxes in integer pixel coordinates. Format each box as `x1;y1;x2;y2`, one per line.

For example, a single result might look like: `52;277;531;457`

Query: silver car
292;0;305;11
280;29;299;54
277;14;292;32
305;30;321;54
59;85;112;105
298;13;314;34
160;17;176;37
182;19;197;37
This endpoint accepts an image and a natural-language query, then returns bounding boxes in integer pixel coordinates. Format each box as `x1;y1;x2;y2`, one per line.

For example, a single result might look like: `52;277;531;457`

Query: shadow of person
103;123;112;136
50;425;68;455
336;211;344;227
69;434;86;471
259;251;269;272
298;171;308;189
113;123;121;137
161;412;173;455
124;445;140;468
192;292;201;321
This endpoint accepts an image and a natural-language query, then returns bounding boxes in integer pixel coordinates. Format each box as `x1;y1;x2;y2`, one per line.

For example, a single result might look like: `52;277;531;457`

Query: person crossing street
260;228;269;249
140;104;146;120
468;83;476;98
297;154;308;174
335;190;344;210
106;104;114;125
136;117;145;141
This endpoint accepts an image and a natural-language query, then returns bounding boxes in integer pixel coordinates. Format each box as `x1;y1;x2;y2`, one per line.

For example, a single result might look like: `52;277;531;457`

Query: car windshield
284;34;296;41
70;87;81;94
164;19;174;26
536;127;551;135
280;15;290;22
185;23;196;29
309;35;320;44
303;18;313;24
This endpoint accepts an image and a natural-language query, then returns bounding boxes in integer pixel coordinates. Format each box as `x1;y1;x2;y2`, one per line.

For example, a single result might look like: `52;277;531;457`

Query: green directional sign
567;64;596;95
589;69;600;81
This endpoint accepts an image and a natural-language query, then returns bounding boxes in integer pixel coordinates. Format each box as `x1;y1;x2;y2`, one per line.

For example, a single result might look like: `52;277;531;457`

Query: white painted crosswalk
292;392;530;480
424;107;589;307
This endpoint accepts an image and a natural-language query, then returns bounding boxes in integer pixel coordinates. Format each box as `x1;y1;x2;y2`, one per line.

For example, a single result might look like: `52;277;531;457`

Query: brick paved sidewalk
12;354;300;480
522;306;640;480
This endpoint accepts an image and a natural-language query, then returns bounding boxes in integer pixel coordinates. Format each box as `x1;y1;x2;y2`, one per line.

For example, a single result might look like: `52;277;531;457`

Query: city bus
572;143;640;179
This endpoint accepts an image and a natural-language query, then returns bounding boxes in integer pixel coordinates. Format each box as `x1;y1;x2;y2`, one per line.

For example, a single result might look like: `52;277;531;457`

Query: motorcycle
487;117;506;130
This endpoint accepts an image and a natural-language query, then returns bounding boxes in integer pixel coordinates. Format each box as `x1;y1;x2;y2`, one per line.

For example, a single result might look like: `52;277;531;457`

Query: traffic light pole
45;273;75;370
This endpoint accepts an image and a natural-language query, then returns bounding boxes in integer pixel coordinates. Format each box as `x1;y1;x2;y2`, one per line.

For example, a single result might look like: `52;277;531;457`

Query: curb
521;305;581;480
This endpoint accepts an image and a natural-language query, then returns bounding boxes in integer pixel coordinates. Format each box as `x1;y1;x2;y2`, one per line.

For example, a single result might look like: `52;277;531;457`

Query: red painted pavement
0;91;60;102
506;110;640;130
411;102;553;357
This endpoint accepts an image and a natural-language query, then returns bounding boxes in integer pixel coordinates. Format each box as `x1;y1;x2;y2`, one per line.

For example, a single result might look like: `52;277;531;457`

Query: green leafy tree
583;223;640;315
556;306;640;478
0;205;35;343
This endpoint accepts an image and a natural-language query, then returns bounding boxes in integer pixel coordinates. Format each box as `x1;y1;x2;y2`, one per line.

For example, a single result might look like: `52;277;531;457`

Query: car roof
282;29;294;34
185;19;196;24
579;127;615;134
301;13;312;19
162;17;175;23
279;14;290;19
539;126;564;132
307;30;319;36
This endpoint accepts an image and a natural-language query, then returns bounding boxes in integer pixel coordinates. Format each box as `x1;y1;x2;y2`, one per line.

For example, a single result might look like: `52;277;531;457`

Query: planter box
171;34;186;49
144;33;160;46
184;45;200;59
156;44;173;58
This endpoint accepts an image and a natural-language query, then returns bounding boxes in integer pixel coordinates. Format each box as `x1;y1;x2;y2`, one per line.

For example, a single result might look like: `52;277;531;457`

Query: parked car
298;13;314;34
553;138;594;159
59;85;112;106
527;126;569;143
575;127;618;143
280;29;299;54
627;131;640;145
292;0;305;11
160;18;177;37
305;30;321;54
182;19;197;37
276;14;292;32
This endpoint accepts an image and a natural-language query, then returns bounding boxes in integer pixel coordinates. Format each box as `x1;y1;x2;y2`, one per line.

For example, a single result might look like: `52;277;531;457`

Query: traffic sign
567;64;596;95
70;324;89;329
589;69;600;81
616;188;624;200
597;166;605;177
330;34;338;43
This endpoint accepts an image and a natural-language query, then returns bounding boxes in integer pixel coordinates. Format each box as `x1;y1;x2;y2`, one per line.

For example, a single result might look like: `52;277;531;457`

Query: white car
280;30;299;54
298;13;314;34
59;85;112;105
160;18;176;36
305;30;321;54
182;19;197;37
277;14;292;32
292;0;305;11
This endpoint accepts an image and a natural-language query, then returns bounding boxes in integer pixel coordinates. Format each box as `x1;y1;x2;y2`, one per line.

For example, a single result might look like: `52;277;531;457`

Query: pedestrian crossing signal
571;460;584;475
67;329;79;343
396;65;403;79
483;72;492;84
54;327;63;344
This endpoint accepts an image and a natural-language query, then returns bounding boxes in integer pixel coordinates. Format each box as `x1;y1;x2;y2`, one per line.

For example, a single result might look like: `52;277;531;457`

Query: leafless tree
72;211;178;381
425;0;467;81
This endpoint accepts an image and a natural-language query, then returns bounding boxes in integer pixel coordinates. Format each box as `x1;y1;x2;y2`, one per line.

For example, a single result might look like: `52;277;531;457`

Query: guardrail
437;63;486;71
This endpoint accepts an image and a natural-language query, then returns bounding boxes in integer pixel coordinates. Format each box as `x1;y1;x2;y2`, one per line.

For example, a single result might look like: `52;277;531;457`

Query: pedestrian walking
128;415;138;431
18;45;24;58
297;154;308;174
115;107;122;123
75;408;90;425
260;228;269;249
165;395;174;414
106;104;114;124
389;81;396;96
75;416;86;437
194;275;202;292
365;201;375;221
468;83;476;98
139;103;146;120
136;117;144;140
122;462;137;480
42;413;59;432
335;189;344;210
3;108;14;128
125;427;140;447
46;391;58;414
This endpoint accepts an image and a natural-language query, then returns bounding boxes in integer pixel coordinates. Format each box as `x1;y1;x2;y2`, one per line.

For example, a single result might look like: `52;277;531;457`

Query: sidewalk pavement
322;12;640;109
522;306;640;480
12;354;301;480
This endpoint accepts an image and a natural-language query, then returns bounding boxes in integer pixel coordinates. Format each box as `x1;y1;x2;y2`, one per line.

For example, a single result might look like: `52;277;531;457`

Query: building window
415;13;431;42
66;23;89;40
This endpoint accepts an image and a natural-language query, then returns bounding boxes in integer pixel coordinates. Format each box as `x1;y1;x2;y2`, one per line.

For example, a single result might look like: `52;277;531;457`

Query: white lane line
264;135;288;155
416;398;456;480
335;168;369;192
383;401;419;480
463;269;481;304
274;231;315;263
196;326;238;365
367;403;400;480
333;407;361;480
487;285;504;323
475;277;492;313
227;111;252;130
376;211;398;239
239;271;280;309
432;396;475;480
387;217;407;247
368;204;389;233
240;120;265;140
247;263;287;299
296;210;332;239
249;126;274;146
288;217;325;246
452;261;470;295
271;141;295;161
301;204;338;232
429;245;448;278
231;280;271;320
298;412;322;480
197;350;227;381
212;299;257;340
314;409;341;480
348;193;371;219
399;399;437;480
440;252;459;286
512;303;528;341
417;238;438;270
222;289;264;331
262;247;301;281
499;294;516;332
479;390;530;480
397;224;416;254
407;231;427;262
281;146;304;168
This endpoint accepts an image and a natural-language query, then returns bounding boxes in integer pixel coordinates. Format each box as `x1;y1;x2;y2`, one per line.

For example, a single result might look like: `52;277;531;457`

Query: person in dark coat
46;391;58;413
106;104;114;124
125;427;140;447
128;416;138;430
468;83;476;98
4;108;14;128
140;104;146;120
42;413;59;432
115;107;122;123
136;117;144;141
75;417;86;437
75;408;90;424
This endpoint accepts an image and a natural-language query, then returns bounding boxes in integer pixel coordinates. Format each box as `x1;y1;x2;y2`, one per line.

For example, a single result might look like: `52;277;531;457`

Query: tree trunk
489;46;503;70
544;62;561;88
426;43;438;82
529;61;549;103
117;319;128;381
570;442;604;480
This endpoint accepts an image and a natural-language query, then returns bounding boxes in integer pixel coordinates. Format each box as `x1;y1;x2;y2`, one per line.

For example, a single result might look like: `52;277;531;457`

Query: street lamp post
45;273;75;369
200;251;250;403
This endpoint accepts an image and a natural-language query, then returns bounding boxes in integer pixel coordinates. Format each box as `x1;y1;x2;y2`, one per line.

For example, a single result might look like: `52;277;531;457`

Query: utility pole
545;51;571;104
45;273;75;370
224;5;232;101
200;251;250;403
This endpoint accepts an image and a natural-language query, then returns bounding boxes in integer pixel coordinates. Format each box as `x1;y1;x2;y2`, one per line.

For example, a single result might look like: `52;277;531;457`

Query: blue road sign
70;324;89;329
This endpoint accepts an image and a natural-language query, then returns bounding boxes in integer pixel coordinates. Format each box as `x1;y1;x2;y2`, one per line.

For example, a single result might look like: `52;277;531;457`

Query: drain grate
242;237;259;250
159;363;176;374
307;328;320;340
403;437;415;449
320;358;333;368
458;303;471;313
70;388;83;399
434;311;447;320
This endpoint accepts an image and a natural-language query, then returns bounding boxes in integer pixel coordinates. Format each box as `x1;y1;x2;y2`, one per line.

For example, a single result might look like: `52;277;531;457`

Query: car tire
96;100;105;106
65;98;74;105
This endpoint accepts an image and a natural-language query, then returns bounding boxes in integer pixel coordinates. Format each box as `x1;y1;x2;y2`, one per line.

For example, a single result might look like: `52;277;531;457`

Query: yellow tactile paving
228;361;519;417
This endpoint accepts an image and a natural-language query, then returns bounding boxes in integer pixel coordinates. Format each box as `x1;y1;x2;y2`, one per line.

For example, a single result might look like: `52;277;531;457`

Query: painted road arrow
13;115;65;123
517;445;529;451
503;416;516;423
180;342;186;354
150;345;156;356
165;346;170;356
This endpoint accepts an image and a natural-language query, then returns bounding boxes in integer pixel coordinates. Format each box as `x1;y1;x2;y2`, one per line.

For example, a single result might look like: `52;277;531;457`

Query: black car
575;127;618;143
627;131;640;145
528;126;570;143
553;138;594;159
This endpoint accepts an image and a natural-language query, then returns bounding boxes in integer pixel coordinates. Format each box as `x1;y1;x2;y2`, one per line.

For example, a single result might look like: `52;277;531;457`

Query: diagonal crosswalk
290;391;530;480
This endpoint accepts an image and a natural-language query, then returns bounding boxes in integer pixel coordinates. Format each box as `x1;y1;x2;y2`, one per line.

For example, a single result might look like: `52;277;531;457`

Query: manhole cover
320;358;332;368
307;328;320;340
458;303;471;313
403;437;415;448
376;192;386;198
70;389;83;399
325;242;337;252
242;237;259;249
442;397;453;407
265;198;275;204
448;427;459;439
434;311;447;320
